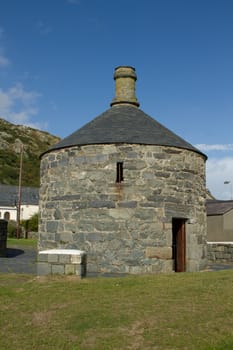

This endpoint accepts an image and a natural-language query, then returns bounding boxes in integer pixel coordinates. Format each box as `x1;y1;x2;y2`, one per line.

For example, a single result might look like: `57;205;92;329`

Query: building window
4;212;10;221
116;162;124;183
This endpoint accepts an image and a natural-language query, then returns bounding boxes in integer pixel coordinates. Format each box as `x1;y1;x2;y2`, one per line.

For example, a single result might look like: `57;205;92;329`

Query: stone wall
207;242;233;262
39;143;207;274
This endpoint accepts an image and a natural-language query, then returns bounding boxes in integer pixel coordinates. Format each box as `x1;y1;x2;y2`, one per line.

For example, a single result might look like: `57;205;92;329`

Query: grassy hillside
0;118;60;187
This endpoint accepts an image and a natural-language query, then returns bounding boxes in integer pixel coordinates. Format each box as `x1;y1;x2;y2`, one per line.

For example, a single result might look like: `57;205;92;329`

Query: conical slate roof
42;66;206;159
45;104;205;158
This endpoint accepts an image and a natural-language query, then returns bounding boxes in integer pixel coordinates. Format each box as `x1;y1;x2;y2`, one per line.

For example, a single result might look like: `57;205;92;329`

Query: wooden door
172;218;186;272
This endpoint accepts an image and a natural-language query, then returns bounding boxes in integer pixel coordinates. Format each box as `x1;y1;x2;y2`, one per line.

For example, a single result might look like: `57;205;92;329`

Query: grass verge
0;271;232;349
7;238;37;248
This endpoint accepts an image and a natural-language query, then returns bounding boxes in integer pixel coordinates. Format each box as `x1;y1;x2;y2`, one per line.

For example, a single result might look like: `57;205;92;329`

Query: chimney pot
111;66;139;107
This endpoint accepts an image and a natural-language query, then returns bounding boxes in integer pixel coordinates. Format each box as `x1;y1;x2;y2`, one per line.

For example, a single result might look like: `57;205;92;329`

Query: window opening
116;162;124;183
4;212;10;221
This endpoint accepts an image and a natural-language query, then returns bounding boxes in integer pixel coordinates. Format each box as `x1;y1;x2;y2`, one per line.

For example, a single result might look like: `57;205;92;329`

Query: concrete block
215;252;224;259
37;249;87;277
74;265;82;276
38;253;48;262
37;262;51;275
65;264;75;275
48;254;59;263
52;264;65;274
59;254;71;264
71;255;82;264
223;254;231;259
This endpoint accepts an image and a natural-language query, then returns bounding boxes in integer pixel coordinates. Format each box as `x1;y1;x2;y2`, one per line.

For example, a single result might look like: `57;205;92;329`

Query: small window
116;162;124;183
4;212;10;221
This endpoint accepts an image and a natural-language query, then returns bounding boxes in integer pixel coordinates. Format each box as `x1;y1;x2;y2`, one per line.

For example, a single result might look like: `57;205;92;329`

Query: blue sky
0;0;233;199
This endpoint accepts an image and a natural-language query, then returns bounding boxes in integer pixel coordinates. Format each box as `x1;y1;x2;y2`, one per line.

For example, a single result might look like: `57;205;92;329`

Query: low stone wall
37;249;87;278
207;242;233;262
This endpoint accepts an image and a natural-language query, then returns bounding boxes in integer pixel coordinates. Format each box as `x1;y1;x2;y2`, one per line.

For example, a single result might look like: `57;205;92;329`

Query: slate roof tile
206;199;233;216
42;105;206;159
0;184;39;206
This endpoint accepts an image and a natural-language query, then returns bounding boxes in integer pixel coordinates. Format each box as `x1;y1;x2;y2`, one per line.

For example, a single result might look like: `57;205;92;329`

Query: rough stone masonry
38;66;207;275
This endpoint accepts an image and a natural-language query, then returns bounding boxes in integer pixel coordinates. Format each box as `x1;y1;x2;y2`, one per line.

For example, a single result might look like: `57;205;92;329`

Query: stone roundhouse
39;66;207;274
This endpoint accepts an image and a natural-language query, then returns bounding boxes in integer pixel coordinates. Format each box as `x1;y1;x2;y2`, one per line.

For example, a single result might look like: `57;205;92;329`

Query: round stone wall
39;144;207;274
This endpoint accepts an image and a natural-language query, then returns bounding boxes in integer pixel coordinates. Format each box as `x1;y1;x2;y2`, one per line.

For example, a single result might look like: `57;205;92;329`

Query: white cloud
0;89;12;111
196;144;233;152
8;83;40;104
0;29;10;67
206;157;233;200
0;54;10;67
0;83;45;129
0;28;46;130
0;47;10;68
194;144;233;199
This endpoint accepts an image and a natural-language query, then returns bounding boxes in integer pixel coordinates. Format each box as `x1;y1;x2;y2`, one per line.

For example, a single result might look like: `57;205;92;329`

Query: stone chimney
111;66;140;107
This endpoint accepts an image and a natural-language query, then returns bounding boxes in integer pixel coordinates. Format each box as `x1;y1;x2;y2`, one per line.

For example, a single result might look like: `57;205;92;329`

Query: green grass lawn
0;271;232;350
7;237;37;248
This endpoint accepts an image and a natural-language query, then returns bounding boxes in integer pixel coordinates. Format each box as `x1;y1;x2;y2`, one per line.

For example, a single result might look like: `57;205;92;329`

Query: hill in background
0;118;60;187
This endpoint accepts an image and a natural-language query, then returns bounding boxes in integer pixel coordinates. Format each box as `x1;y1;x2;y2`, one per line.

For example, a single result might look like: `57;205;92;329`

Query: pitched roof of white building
0;184;39;206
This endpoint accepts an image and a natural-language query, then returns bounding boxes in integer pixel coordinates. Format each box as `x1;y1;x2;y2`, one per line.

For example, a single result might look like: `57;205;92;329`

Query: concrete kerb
37;249;87;278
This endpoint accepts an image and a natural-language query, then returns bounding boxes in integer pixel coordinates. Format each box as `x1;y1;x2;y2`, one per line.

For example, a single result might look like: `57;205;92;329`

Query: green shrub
7;220;17;238
21;213;38;232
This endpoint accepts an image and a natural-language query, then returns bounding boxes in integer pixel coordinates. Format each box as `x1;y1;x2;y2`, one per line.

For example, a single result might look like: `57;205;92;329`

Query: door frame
172;218;186;272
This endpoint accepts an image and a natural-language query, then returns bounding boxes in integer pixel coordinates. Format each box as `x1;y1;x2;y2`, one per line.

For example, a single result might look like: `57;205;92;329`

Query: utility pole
16;144;23;239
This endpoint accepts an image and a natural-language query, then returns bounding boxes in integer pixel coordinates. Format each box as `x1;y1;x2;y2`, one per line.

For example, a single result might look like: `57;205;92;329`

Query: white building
0;184;39;221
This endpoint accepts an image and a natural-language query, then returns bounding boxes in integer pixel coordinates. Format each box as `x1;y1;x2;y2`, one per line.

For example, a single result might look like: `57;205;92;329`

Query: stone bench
37;249;87;278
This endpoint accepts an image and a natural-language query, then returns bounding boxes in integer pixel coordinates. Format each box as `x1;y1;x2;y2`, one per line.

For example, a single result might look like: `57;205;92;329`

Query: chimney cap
113;65;137;78
111;66;139;107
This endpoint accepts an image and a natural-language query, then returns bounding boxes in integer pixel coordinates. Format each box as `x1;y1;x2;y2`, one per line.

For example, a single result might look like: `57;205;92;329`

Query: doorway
172;218;186;272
